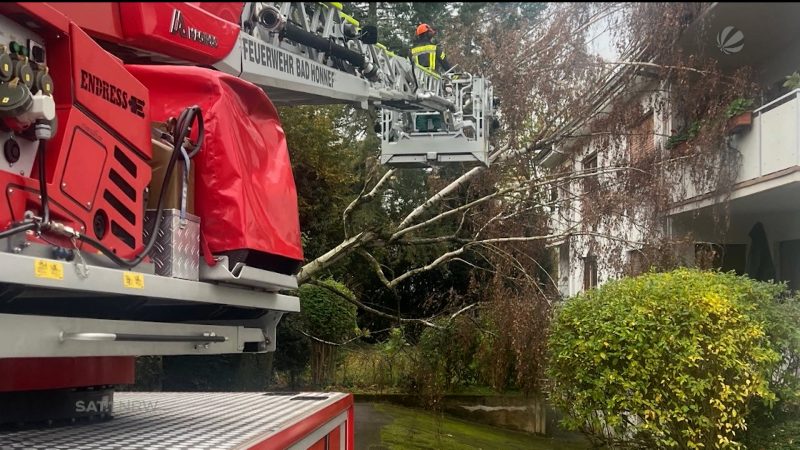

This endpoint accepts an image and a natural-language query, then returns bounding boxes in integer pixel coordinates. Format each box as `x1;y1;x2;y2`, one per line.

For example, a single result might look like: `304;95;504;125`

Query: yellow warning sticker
123;272;145;289
34;259;64;280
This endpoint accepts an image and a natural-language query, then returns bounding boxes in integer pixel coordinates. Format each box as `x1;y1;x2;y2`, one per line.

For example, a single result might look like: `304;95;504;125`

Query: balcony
737;90;800;181
671;89;800;214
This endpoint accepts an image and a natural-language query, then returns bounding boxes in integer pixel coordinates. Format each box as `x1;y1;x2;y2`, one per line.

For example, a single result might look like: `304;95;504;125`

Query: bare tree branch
358;249;393;291
391;166;642;243
388;247;467;288
396;165;487;231
297;231;375;284
394;147;507;231
449;302;483;321
591;60;721;77
343;168;396;237
309;278;441;328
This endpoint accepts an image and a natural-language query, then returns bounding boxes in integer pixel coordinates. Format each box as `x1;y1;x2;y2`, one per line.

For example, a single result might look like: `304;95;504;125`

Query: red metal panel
0;3;151;258
70;23;151;159
0;357;135;392
193;2;245;25
329;426;341;450
248;395;354;450
49;3;243;66
0;3;70;34
60;127;107;208
47;2;124;41
126;65;304;265
117;3;241;65
29;107;150;256
347;403;355;450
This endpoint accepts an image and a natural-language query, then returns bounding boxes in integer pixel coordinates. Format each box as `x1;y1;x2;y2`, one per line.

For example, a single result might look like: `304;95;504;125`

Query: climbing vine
548;3;761;278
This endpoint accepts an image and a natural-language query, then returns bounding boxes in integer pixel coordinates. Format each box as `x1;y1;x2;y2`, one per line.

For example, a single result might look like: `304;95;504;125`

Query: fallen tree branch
396;165;486;231
343;168;396;237
391;166;643;243
358;249;394;291
297;231;375;284
394;147;506;231
309;279;441;328
388;247;467;288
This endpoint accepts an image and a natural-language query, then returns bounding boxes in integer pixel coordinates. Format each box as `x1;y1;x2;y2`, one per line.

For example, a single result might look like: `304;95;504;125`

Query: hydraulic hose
74;106;204;269
257;5;378;80
282;22;367;68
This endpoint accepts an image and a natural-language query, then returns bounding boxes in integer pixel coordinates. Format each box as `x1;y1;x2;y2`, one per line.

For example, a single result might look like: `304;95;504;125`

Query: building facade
538;3;800;297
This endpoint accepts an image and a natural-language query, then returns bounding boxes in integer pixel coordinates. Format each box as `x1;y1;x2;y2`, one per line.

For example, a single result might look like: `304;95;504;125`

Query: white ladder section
213;2;495;167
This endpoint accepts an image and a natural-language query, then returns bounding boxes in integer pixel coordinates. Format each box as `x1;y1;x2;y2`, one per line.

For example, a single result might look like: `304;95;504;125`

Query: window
551;160;572;206
558;244;570;296
627;112;655;163
779;240;800;291
581;153;599;229
549;247;559;277
626;249;647;276
549;185;558;203
583;255;598;290
582;152;599;194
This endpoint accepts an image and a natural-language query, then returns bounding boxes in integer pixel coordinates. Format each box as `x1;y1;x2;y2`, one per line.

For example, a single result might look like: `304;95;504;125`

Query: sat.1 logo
717;26;744;55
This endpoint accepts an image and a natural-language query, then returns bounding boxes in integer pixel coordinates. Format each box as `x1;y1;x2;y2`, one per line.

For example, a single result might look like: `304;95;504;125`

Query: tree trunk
310;341;336;387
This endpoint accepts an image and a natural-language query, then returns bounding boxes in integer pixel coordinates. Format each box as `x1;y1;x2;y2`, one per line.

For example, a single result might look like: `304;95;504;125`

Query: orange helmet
416;23;434;37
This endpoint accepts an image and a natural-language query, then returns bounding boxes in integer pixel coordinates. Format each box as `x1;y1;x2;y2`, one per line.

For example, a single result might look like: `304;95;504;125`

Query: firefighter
411;23;452;74
411;23;452;132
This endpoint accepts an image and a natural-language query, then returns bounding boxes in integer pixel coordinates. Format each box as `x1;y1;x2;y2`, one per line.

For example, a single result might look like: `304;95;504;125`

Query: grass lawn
374;403;589;450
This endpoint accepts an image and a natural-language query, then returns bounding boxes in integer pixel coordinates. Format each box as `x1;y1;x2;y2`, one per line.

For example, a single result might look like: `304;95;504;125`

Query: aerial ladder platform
236;2;496;167
56;1;497;167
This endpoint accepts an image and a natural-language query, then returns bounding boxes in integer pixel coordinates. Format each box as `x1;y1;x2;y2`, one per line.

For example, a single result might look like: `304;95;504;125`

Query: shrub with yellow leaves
547;269;799;449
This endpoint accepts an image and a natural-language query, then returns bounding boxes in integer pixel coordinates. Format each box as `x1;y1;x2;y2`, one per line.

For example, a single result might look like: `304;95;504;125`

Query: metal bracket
200;255;298;292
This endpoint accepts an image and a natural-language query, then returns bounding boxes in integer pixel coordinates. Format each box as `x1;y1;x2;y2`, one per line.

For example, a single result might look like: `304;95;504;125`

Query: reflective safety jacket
411;41;451;73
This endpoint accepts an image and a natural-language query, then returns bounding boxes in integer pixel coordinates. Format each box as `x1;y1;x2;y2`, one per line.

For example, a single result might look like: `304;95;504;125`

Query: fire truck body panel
0;392;355;450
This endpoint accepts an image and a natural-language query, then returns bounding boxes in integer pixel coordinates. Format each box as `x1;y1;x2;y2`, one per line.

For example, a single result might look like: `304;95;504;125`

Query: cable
72;106;204;269
0;221;36;240
0;106;203;268
37;139;49;225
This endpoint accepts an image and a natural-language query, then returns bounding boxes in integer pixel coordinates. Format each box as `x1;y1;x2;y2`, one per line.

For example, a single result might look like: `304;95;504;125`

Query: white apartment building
537;3;800;297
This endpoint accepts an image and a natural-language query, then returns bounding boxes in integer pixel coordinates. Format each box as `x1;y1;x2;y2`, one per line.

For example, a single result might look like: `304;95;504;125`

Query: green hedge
298;279;358;343
547;269;800;449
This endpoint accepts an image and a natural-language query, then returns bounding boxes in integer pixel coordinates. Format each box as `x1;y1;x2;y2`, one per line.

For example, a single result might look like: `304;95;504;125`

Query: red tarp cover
126;65;303;264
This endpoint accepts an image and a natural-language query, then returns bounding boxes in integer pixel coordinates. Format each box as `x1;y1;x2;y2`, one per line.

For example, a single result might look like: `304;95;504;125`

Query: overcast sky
587;12;619;61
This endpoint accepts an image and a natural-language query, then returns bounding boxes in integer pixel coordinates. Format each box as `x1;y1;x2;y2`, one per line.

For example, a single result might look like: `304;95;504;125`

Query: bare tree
295;2;747;335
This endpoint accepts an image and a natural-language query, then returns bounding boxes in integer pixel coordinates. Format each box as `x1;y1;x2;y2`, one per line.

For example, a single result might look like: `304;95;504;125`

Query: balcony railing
671;89;800;207
736;89;800;183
